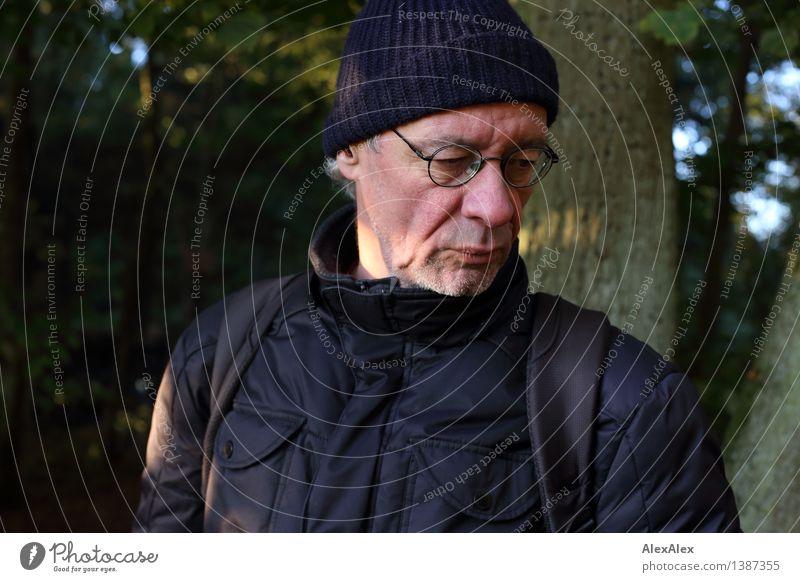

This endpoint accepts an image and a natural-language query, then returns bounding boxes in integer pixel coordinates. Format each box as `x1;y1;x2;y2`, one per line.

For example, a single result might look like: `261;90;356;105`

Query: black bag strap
201;273;305;494
526;292;610;532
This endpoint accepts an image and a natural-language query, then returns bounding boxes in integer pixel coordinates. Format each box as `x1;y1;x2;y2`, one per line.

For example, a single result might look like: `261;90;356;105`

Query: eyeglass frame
390;128;559;188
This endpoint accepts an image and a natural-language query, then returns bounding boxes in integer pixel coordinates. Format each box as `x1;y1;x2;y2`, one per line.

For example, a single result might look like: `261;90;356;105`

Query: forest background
0;0;798;532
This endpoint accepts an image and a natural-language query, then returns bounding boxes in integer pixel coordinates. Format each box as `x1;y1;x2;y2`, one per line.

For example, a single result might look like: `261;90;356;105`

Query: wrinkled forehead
398;102;550;147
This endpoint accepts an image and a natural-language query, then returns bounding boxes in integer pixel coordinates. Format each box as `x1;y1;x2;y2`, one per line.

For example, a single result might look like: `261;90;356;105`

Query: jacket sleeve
132;321;215;532
595;371;741;532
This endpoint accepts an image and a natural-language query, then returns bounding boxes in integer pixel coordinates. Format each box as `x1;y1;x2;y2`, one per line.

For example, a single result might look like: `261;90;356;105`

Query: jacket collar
308;203;530;343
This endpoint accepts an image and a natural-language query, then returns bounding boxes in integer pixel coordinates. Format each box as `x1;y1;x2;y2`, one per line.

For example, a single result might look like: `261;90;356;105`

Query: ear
336;144;363;181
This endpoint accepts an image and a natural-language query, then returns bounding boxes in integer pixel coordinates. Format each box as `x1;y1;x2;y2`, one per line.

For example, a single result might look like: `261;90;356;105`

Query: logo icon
20;542;46;570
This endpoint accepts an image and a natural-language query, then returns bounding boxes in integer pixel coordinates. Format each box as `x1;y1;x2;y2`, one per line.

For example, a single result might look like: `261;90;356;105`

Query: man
133;0;740;532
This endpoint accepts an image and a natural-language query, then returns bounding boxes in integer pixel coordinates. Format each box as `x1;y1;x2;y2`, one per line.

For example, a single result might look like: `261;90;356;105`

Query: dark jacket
133;203;741;532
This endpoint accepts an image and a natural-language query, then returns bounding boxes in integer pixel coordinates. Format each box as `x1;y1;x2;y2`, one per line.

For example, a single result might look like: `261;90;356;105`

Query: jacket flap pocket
410;436;540;520
216;409;304;469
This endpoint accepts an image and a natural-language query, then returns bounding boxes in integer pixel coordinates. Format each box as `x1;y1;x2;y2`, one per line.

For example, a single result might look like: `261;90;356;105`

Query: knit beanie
322;0;559;158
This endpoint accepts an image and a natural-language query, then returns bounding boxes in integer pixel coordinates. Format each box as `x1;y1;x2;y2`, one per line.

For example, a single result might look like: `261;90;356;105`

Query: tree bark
728;227;800;532
518;0;678;353
693;9;760;377
106;56;164;455
0;14;36;511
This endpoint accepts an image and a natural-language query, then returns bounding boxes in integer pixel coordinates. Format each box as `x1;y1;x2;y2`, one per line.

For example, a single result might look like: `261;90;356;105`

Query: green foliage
0;0;797;530
0;0;367;529
639;4;703;46
639;1;800;444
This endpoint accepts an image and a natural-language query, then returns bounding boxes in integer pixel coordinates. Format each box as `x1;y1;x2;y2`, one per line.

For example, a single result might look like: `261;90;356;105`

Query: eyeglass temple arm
394;128;560;166
392;129;432;160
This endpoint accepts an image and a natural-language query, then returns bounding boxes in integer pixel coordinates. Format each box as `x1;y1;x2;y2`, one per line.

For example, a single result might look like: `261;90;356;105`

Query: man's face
338;101;549;296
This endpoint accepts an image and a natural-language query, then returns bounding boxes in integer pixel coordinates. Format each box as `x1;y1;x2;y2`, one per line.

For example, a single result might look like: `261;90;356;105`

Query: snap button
222;440;234;459
473;491;492;512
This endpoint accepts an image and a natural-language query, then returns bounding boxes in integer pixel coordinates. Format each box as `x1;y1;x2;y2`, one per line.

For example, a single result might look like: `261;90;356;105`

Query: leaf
760;29;799;61
639;5;702;46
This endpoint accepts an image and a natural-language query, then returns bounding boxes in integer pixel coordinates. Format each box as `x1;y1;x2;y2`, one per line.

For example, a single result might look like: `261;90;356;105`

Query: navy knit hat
322;0;559;158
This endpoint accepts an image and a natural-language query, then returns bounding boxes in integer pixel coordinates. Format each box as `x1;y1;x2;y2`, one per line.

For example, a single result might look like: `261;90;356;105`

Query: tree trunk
691;10;759;380
518;0;677;353
0;15;35;511
106;56;163;455
728;230;800;532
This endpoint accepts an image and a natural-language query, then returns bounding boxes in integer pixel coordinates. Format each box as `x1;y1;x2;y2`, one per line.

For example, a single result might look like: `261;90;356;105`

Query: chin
408;264;501;297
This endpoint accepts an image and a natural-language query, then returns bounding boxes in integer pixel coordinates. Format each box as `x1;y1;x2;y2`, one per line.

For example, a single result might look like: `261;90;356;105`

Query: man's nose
459;162;517;229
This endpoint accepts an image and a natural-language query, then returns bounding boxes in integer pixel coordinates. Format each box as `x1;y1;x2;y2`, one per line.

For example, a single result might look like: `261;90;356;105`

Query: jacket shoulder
591;326;741;531
174;278;287;359
530;294;680;422
597;325;682;423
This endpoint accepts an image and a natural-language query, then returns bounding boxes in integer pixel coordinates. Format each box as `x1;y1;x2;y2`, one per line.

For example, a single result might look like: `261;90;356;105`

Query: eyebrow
417;134;548;151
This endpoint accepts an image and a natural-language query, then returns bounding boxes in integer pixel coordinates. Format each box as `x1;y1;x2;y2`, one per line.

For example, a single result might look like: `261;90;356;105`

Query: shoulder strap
201;273;305;494
526;292;610;532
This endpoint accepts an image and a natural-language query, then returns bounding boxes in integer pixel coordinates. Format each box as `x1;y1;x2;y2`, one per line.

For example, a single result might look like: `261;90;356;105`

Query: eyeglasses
392;129;559;188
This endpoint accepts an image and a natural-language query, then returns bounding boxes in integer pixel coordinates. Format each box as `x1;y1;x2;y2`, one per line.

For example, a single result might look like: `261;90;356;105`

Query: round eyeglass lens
428;145;482;186
504;148;552;187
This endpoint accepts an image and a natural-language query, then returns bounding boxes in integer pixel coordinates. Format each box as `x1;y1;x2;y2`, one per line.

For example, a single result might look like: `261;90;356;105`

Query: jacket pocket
204;407;305;532
404;436;544;532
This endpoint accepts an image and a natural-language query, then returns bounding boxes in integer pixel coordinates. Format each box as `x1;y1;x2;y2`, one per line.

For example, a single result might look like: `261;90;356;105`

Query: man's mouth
455;247;504;265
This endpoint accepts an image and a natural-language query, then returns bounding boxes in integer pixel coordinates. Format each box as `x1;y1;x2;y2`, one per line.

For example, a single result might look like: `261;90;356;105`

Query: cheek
407;192;465;240
513;190;534;230
360;167;416;225
375;195;462;262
